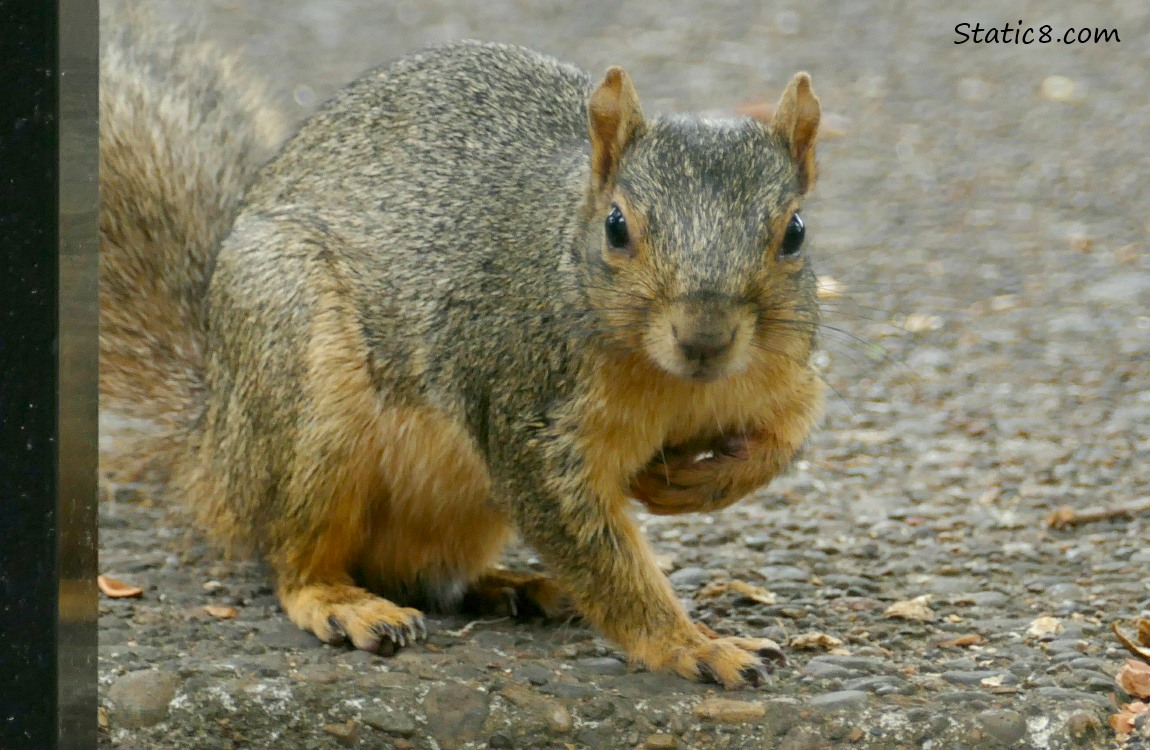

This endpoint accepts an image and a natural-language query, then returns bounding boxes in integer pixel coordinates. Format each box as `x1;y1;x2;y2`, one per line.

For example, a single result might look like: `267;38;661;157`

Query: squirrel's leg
502;438;782;689
193;218;428;655
462;569;573;619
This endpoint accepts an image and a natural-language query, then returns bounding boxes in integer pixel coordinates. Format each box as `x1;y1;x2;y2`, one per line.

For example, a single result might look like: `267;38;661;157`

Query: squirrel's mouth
642;311;752;383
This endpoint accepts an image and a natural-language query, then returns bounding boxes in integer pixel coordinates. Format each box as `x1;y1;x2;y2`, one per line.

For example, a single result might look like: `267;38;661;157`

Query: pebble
322;720;359;747
645;733;678;750
254;620;322;650
422;683;490;750
1065;710;1102;740
806;655;891;673
757;565;810;582
977;709;1026;745
808;690;868;711
107;670;181;728
693;697;765;723
841;675;904;693
539;681;597;699
575;656;628;675
362;708;417;737
668;567;709;586
1033;687;1112;708
546;704;574;734
514;663;553;685
941;670;1002;686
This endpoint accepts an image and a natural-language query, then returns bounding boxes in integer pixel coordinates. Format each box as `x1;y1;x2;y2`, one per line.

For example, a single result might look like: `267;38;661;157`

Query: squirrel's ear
770;72;820;194
588;66;646;190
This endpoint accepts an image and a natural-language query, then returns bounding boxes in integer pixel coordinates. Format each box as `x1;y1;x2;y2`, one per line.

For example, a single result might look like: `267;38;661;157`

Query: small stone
802;661;854;679
515;663;553;686
977;709;1025;745
1065;710;1101;739
693;697;765;723
668;567;709;587
487;734;514;749
107;670;181;728
362;708;417;737
808;690;868;711
256;619;323;650
757;565;810;582
423;683;490;750
546;705;573;734
575;656;627;676
646;733;678;749
322;720;360;747
941;670;1002;686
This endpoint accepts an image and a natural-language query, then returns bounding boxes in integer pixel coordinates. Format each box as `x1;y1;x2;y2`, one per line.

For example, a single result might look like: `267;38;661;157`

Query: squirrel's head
580;67;821;383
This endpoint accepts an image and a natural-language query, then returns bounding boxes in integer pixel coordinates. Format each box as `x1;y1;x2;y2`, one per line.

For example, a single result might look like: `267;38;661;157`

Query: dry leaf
204;604;238;620
1138;617;1150;647
1111;701;1149;737
1113;621;1150;663
1118;659;1150;699
938;633;985;648
98;574;143;599
697;579;776;605
1027;616;1063;638
884;595;934;622
787;632;845;651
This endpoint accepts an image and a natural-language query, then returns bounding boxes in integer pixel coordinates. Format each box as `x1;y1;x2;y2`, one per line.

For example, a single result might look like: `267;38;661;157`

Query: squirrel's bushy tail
99;4;288;484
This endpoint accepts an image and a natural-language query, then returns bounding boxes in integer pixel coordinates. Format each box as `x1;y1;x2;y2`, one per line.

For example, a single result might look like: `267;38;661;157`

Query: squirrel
100;10;825;689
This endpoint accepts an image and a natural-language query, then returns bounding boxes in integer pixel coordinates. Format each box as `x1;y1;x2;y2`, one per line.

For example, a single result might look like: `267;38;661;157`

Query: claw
740;664;768;687
695;661;719;684
326;616;347;646
757;646;786;668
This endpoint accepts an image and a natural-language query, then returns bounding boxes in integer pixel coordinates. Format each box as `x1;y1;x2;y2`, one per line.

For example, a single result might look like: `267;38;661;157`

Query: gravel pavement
99;2;1150;748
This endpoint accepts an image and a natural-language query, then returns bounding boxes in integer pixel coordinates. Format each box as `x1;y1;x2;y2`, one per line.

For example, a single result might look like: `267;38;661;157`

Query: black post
0;0;99;748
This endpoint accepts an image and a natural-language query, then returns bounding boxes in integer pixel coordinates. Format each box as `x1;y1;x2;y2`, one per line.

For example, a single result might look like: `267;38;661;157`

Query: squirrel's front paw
279;583;427;655
630;434;752;515
646;634;785;689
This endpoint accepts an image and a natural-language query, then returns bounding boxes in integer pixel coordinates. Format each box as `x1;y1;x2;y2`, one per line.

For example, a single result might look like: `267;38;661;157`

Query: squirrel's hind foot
279;582;427;655
461;569;575;621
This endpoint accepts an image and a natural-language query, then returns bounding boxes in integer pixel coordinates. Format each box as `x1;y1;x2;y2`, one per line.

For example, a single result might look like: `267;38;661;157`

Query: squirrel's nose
675;328;733;364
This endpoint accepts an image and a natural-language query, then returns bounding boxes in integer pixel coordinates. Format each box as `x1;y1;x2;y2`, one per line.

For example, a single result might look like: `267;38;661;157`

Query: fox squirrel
100;11;824;689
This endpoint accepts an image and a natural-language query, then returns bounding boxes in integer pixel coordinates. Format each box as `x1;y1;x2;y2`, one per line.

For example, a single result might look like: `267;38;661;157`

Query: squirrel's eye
779;212;805;257
605;204;630;251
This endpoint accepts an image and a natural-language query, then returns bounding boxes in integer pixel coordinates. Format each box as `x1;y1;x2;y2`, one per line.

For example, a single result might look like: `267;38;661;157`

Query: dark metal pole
0;0;99;747
57;0;100;747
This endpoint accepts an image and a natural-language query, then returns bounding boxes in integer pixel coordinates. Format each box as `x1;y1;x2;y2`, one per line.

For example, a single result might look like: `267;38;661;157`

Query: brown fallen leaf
1111;701;1148;737
1138;617;1150;647
697;579;776;605
787;632;845;651
884;595;934;622
938;633;986;648
203;604;238;620
1117;659;1150;699
1047;499;1150;529
1114;621;1150;664
97;574;143;599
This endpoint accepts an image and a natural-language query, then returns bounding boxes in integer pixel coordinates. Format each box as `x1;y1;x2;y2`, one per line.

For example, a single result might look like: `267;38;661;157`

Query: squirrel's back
98;5;289;483
246;42;592;212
